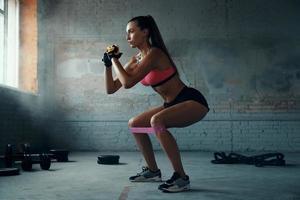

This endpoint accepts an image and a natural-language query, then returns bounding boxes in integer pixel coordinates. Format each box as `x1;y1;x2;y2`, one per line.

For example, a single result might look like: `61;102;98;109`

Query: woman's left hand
106;44;123;59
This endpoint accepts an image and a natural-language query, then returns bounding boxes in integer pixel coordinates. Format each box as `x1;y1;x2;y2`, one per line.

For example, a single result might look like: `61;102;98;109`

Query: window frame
0;0;7;83
0;0;19;88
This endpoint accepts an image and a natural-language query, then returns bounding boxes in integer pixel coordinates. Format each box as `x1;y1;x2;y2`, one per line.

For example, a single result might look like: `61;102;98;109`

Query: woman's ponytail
145;15;177;71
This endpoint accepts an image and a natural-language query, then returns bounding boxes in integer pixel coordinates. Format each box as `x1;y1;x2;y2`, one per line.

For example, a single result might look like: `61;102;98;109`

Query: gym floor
1;151;299;200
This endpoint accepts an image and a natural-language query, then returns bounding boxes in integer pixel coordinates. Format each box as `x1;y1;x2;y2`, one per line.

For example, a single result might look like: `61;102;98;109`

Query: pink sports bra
140;67;177;87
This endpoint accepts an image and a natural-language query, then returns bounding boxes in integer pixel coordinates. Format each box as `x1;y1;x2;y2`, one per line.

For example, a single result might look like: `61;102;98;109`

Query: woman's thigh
153;100;209;128
128;105;165;127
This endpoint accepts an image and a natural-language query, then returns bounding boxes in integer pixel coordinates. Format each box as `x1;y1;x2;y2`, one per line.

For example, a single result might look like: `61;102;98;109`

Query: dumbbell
106;44;119;54
105;44;122;59
19;143;51;171
0;144;51;171
20;144;69;162
21;153;51;171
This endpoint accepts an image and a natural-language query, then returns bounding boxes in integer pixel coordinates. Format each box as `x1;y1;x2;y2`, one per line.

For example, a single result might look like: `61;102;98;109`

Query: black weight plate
0;168;20;176
40;154;51;170
97;155;120;165
21;158;32;171
50;149;69;162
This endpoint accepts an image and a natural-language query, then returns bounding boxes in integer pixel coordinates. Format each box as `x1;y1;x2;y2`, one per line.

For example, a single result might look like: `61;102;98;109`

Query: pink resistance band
130;126;167;134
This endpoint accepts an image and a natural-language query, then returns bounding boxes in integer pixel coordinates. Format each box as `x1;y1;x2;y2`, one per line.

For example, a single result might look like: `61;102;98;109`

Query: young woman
102;15;209;193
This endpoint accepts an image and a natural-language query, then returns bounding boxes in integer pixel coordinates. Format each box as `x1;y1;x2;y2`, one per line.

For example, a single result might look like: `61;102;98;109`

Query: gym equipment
0;168;20;176
0;144;51;171
49;149;69;162
0;144;17;168
130;127;156;134
105;44;122;59
97;155;120;165
106;44;119;54
21;153;51;171
130;127;168;134
19;144;69;162
211;151;286;167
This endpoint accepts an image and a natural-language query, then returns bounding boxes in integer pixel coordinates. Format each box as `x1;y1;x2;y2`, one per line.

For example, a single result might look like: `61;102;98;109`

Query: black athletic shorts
163;86;209;110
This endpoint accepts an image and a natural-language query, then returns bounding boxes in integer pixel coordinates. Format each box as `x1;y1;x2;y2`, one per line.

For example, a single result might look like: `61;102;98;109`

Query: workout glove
102;52;112;68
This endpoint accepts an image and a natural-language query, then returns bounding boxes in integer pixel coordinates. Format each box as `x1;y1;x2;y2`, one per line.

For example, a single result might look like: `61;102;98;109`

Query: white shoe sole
130;176;162;182
162;184;190;193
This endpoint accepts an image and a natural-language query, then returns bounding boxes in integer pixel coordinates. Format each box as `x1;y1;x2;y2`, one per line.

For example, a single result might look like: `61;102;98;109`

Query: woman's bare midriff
153;74;186;103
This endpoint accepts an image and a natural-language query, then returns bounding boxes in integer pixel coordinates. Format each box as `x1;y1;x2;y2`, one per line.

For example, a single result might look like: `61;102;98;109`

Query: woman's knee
150;115;167;134
128;115;149;128
128;117;138;128
150;115;163;127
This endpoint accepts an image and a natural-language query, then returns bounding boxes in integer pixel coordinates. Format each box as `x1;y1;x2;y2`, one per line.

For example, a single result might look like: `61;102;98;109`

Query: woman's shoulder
150;47;172;67
150;47;164;56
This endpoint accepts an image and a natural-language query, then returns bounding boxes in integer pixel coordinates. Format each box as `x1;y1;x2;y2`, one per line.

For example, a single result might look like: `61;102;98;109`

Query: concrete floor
0;151;299;200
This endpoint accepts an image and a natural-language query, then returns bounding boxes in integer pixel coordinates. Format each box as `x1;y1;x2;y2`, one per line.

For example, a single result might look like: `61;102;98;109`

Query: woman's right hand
102;53;112;68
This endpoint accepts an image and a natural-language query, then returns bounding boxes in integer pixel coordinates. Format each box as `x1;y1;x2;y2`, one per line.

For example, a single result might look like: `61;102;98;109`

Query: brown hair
128;15;178;71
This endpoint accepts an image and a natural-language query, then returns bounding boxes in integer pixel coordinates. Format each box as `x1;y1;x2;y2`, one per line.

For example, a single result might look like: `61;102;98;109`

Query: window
0;0;5;84
0;0;19;88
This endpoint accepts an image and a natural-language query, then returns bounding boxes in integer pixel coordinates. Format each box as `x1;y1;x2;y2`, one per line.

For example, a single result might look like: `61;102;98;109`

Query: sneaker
158;172;190;193
129;166;162;182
